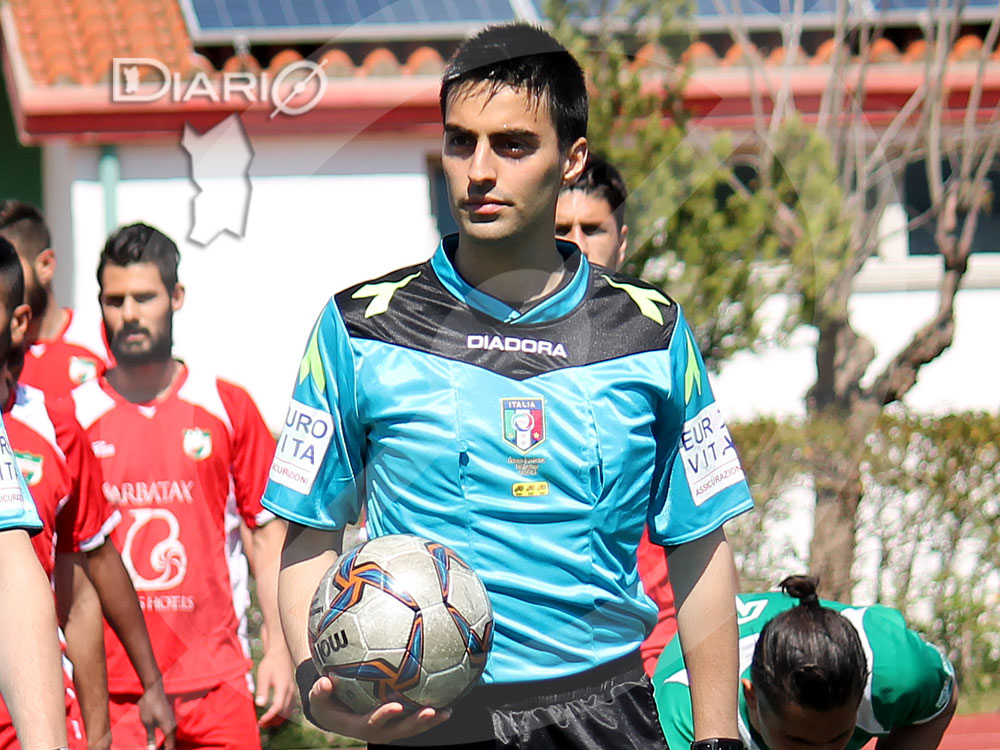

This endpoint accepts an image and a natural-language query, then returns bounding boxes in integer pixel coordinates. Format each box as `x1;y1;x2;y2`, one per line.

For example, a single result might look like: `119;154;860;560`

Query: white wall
55;134;441;430
46;137;998;432
712;282;1000;421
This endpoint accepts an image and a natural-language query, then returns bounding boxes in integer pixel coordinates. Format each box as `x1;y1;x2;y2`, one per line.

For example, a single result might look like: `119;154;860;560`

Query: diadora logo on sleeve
270;399;334;493
351;272;421;318
502;398;545;453
603;276;671;325
468;335;568;358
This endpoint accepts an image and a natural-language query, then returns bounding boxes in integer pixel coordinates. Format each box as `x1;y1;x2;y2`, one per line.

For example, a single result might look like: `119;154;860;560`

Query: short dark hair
440;23;588;151
98;223;180;290
751;576;868;715
0;200;51;261
562;152;628;230
0;236;26;315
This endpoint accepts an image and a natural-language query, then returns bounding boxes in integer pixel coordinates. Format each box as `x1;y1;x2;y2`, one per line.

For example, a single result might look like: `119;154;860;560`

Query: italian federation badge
502;398;545;453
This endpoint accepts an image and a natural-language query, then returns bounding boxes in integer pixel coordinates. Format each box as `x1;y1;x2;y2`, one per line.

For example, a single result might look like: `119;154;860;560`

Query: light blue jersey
264;240;753;684
0;412;41;533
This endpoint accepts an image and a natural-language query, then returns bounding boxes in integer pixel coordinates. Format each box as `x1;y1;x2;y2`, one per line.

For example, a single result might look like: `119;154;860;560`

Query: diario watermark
111;57;328;117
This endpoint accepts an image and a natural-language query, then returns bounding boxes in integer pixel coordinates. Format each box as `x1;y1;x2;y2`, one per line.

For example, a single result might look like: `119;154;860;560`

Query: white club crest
68;356;99;385
183;428;212;461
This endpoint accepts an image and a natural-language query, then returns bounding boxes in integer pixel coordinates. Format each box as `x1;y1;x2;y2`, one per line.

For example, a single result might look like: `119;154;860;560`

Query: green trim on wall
99;144;120;232
0;72;42;208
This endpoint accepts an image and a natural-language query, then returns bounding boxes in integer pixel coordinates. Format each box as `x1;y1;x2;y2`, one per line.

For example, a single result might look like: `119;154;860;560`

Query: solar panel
180;0;540;44
530;0;995;31
868;0;997;24
694;0;842;30
530;0;844;31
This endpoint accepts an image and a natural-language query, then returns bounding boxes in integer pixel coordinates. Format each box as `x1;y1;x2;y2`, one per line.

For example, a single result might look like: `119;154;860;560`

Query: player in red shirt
0;237;69;750
0;201;110;400
3;382;110;750
556;155;677;674
0;236;175;750
70;223;294;750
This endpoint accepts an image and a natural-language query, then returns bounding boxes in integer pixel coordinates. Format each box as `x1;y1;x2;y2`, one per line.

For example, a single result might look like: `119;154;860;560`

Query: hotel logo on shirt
502;399;545;453
182;429;213;461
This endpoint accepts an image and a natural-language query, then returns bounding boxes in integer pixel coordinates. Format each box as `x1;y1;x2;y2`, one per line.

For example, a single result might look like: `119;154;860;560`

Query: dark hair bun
780;575;821;607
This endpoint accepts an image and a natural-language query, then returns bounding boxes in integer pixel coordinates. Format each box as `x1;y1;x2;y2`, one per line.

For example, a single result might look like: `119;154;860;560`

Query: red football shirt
5;383;118;577
1;383;119;740
71;364;276;694
21;308;110;400
637;528;678;676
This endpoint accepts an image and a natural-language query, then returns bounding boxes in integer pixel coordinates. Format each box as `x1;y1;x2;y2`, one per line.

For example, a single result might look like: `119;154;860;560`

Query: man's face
555;190;627;269
0;285;30;374
442;82;583;247
99;262;178;365
18;254;47;321
748;687;858;750
0;302;12;367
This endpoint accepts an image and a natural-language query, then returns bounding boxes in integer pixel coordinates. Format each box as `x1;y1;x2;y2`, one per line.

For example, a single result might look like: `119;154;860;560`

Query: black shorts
370;652;670;749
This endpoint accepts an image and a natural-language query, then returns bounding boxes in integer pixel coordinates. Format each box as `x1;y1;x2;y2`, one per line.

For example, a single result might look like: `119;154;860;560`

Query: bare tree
549;0;999;600
717;0;1000;598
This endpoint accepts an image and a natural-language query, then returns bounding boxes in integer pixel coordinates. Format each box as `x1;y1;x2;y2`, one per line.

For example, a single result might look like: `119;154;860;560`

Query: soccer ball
308;534;494;713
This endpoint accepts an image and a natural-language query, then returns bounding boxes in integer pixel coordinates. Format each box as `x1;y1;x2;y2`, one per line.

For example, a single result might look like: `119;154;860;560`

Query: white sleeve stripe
254;508;277;526
839;607;884;734
77;509;122;552
71;381;116;430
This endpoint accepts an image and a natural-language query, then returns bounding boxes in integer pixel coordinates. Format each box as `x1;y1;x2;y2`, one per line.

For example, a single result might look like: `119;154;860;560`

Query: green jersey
653;592;955;750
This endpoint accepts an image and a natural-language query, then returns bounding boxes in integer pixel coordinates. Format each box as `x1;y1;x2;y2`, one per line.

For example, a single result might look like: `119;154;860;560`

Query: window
904;160;1000;255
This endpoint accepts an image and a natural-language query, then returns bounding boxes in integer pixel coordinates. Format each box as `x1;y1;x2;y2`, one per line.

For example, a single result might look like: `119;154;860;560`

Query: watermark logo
182;114;253;246
111;57;327;117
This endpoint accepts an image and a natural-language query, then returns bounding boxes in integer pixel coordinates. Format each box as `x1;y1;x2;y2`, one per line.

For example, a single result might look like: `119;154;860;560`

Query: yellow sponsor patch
512;481;549;497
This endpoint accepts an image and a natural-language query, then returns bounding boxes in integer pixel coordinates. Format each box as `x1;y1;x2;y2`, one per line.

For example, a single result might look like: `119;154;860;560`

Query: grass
958;686;1000;715
259;711;363;749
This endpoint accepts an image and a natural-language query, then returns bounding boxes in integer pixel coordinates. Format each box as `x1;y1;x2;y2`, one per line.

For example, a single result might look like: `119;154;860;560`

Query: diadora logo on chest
466;334;568;358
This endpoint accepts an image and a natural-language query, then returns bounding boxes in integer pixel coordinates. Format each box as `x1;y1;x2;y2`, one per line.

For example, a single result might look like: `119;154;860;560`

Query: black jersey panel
334;263;679;381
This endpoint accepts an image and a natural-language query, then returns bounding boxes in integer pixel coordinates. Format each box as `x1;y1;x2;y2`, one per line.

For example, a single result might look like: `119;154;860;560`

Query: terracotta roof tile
866;38;900;63
268;48;303;75
183;51;215;78
813;38;845;65
361;47;401;77
405;46;445;76
319;48;355;77
223;53;262;75
722;42;758;66
902;38;928;62
633;42;671;71
951;34;982;62
5;0;999;89
682;41;718;66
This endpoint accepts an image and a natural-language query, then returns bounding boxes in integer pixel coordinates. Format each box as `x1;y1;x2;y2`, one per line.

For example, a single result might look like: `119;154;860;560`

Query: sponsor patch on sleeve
680;403;746;506
269;400;334;494
0;430;31;513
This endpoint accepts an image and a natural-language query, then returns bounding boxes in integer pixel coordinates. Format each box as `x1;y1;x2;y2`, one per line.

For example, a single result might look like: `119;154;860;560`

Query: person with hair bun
653;575;958;749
